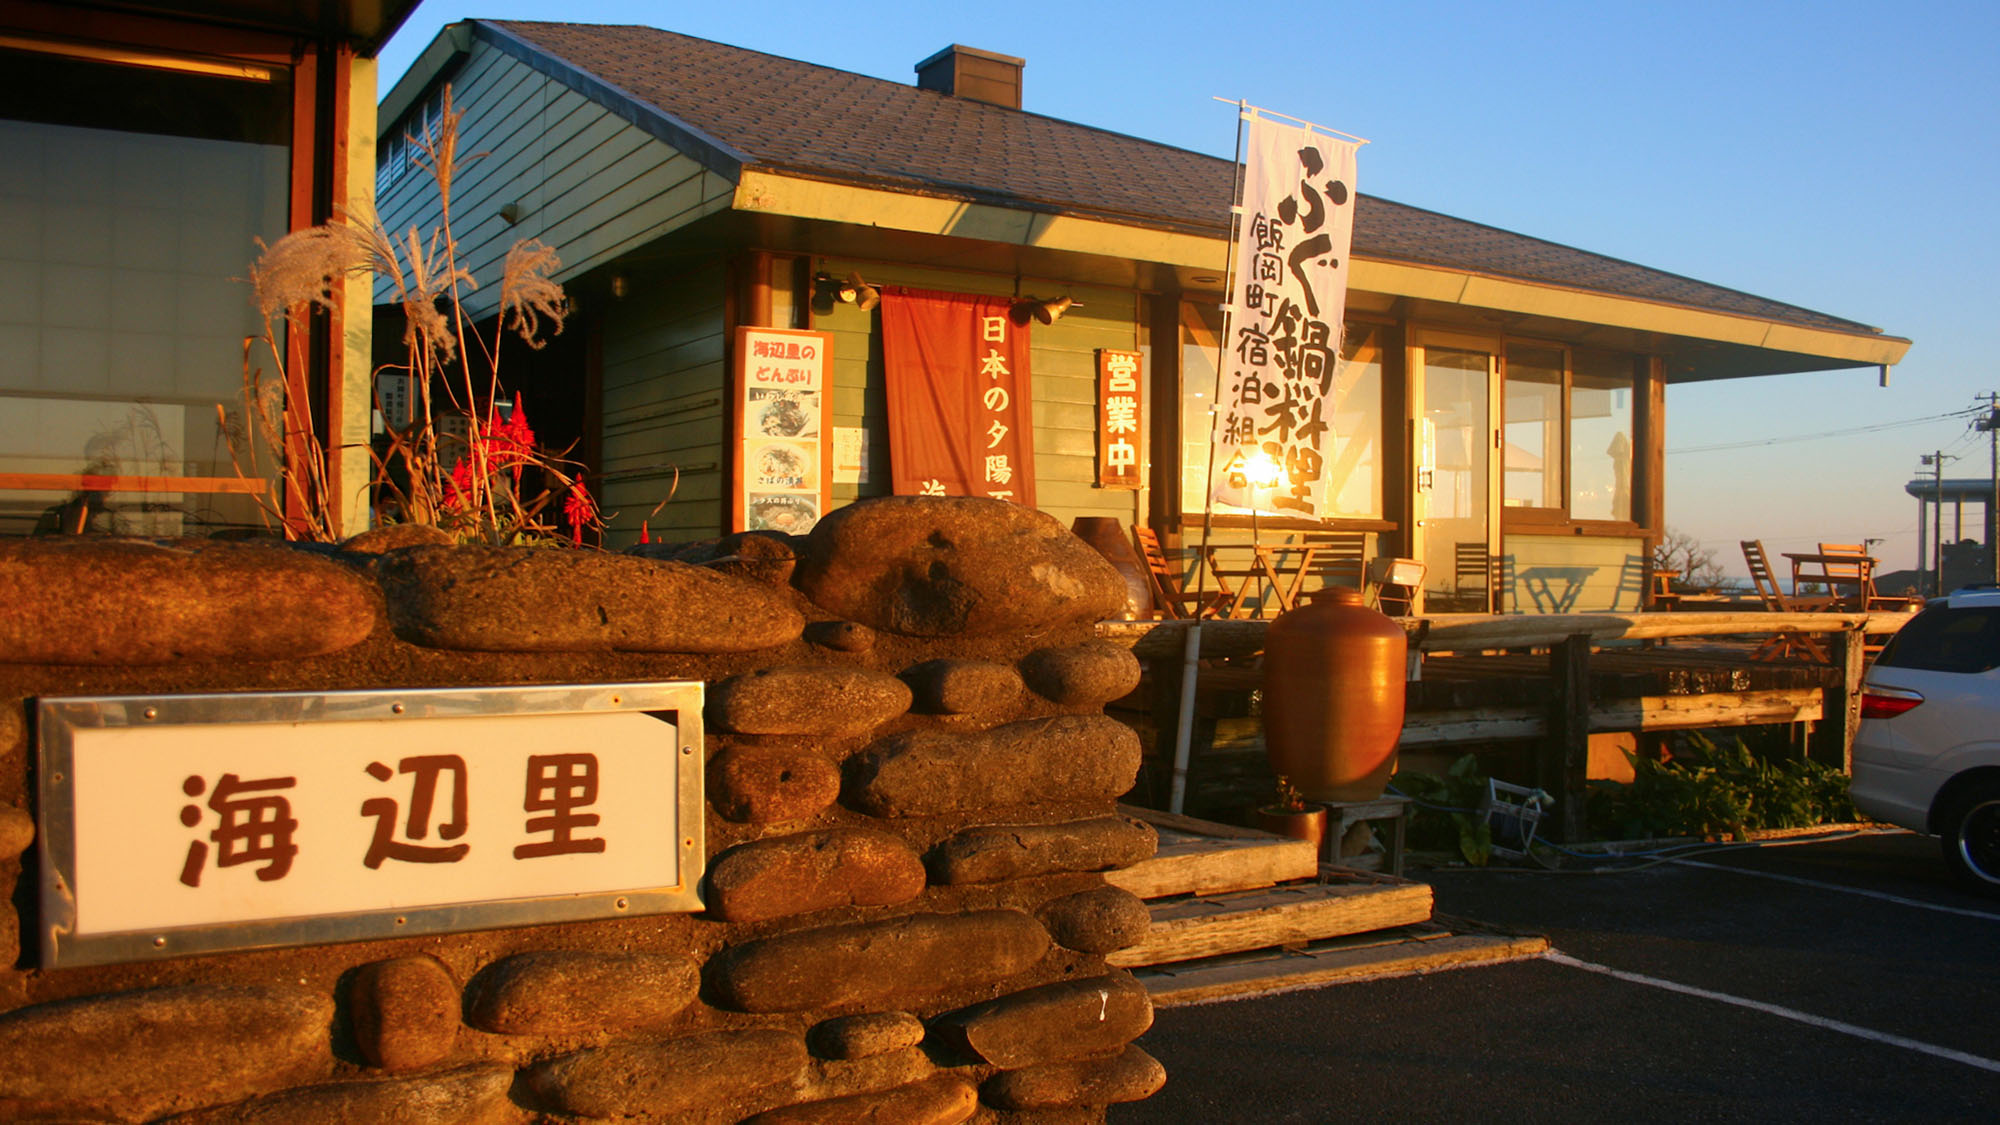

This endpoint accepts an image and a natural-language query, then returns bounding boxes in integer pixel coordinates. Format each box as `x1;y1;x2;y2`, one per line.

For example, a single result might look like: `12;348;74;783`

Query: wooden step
1106;876;1435;968
1106;804;1318;899
1134;927;1552;1007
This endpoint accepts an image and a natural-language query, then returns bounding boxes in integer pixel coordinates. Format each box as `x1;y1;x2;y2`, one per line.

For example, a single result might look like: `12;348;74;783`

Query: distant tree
1653;527;1727;592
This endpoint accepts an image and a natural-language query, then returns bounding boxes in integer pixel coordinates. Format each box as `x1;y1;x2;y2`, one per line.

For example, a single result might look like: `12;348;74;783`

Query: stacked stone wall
0;497;1165;1123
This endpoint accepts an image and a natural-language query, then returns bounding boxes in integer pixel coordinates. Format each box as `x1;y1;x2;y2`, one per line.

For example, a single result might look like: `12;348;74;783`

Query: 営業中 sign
35;682;705;967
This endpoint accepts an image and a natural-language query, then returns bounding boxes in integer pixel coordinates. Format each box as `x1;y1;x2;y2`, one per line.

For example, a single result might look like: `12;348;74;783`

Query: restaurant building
374;20;1910;614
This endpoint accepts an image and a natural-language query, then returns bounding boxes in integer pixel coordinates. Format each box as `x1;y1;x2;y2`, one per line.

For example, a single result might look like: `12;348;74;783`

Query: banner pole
1170;101;1250;816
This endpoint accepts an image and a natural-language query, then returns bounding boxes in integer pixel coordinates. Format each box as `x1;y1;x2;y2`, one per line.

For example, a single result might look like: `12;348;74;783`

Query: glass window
1503;346;1563;510
1500;343;1636;523
0;45;291;536
1180;305;1383;519
1571;350;1634;522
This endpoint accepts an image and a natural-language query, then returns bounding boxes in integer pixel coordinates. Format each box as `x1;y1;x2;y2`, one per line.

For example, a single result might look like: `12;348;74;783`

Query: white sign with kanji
36;683;705;967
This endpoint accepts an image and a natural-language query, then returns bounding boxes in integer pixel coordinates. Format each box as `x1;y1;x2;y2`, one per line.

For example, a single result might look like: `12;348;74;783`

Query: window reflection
1180;304;1383;519
0;46;290;535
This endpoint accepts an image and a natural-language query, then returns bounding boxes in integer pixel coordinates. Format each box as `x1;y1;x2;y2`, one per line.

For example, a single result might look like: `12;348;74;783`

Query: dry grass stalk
232;82;603;546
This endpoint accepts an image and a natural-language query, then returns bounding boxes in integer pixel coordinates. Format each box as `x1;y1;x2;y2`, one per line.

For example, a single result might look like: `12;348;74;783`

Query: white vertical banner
1210;116;1360;517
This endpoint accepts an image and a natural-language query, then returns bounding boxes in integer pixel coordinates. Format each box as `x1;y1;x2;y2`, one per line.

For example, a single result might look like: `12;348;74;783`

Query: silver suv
1852;587;2000;896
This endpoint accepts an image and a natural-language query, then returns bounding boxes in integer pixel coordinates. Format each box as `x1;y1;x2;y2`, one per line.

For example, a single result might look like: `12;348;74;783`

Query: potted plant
1255;775;1328;855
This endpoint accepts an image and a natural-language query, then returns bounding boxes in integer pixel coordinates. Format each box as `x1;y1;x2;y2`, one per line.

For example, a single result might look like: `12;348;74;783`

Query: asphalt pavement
1114;830;2000;1123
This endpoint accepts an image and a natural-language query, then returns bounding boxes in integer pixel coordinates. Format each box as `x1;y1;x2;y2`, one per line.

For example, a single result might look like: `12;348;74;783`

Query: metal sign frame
36;681;706;968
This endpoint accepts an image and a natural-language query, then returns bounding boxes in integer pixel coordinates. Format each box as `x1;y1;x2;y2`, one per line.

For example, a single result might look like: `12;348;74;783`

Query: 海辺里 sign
35;682;705;968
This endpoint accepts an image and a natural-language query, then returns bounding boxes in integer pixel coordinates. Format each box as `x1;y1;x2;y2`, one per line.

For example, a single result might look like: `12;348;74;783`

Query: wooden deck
1100;610;1905;839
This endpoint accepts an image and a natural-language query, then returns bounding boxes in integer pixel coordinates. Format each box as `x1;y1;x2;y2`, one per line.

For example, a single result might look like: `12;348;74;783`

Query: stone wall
0;497;1165;1123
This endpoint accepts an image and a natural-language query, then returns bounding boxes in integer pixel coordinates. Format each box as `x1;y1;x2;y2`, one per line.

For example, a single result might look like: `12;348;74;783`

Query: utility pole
1978;393;2000;585
1922;451;1956;595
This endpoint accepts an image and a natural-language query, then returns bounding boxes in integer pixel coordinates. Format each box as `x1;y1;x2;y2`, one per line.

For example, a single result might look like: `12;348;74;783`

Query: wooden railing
0;473;266;495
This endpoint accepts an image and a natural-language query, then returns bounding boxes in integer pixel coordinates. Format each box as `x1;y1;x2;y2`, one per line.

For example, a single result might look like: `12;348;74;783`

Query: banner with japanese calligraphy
881;287;1036;507
35;684;706;967
1097;349;1143;488
1210;115;1360;517
735;327;833;534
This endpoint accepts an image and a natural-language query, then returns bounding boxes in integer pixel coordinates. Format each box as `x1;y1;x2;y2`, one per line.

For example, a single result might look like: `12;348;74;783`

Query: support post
1809;626;1865;772
1540;634;1592;842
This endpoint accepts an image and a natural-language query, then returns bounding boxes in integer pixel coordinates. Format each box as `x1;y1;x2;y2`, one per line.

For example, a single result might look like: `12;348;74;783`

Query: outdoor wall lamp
1009;296;1080;325
814;272;880;312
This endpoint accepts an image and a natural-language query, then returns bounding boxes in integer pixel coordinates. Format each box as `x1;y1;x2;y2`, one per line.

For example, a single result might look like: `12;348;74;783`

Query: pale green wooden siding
599;261;727;543
373;41;734;318
1500;533;1650;613
814;260;1147;532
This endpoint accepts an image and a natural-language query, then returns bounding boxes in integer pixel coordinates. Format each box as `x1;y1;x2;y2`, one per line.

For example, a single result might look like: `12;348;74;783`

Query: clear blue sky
377;0;2000;577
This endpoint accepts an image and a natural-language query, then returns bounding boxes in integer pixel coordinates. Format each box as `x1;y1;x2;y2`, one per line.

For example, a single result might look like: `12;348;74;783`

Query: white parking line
1545;951;2000;1075
1667;858;2000;921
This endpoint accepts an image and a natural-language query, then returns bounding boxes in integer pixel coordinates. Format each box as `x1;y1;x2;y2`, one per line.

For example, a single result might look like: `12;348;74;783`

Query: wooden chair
1133;527;1232;619
1294;532;1367;598
1740;539;1827;662
1453;542;1488;607
1817;542;1892;608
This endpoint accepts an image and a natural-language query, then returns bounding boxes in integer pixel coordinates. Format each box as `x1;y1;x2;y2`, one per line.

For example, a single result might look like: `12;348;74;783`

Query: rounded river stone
0;804;33;862
348;955;459;1072
709;744;841;823
710;910;1050;1013
0;983;331;1120
1037;886;1152;954
928;816;1158;885
981;1045;1166;1110
631;530;800;587
526;1029;807;1119
186;1063;514;1124
0;538;378;664
803;619;876;653
467;950;700;1037
377;545;804;652
899;659;1023;715
934;973;1152;1069
710;666;912;736
809;1011;927;1060
1019;641;1142;706
337;522;454;555
846;715;1142;817
744;1074;978;1125
793;496;1126;636
707;828;927;924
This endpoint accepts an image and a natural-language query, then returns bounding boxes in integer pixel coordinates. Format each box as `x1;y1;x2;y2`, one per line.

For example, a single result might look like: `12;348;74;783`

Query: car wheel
1938;780;2000;897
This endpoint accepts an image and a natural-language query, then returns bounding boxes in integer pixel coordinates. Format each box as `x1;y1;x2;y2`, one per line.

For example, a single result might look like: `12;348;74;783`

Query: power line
1666;407;1982;455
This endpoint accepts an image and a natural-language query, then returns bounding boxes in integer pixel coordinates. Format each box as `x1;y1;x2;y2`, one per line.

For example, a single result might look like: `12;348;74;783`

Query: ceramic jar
1261;586;1408;802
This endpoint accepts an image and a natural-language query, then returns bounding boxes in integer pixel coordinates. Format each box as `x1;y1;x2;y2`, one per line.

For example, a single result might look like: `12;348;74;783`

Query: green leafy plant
233;85;602;545
1396;754;1497;866
1586;733;1857;842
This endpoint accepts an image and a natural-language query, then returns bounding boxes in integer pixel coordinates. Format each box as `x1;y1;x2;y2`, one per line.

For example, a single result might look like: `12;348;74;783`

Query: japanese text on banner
1210;118;1359;517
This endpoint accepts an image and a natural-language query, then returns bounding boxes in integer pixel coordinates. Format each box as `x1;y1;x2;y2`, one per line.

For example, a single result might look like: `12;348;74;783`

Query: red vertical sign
1097;349;1143;489
880;288;1036;507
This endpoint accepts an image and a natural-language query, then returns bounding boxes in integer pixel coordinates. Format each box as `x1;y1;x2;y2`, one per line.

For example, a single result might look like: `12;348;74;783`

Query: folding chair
1741;539;1827;662
1133;527;1233;619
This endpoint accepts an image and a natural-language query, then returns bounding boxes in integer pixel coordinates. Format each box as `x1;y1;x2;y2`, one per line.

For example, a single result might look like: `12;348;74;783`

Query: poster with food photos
735;327;833;534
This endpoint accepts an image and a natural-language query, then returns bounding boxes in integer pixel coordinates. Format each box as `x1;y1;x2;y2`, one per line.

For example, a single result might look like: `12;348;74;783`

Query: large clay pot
1261;587;1408;802
1070;517;1153;619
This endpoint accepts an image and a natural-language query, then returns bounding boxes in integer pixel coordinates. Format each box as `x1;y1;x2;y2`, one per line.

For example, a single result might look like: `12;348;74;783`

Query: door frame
1408;328;1503;613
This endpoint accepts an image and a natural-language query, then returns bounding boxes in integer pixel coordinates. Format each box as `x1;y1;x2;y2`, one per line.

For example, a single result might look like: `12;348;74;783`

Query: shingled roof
475;19;1882;338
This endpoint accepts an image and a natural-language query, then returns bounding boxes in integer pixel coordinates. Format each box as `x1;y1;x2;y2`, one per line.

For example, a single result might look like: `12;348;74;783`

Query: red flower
444;455;477;511
489;392;537;485
562;482;597;546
